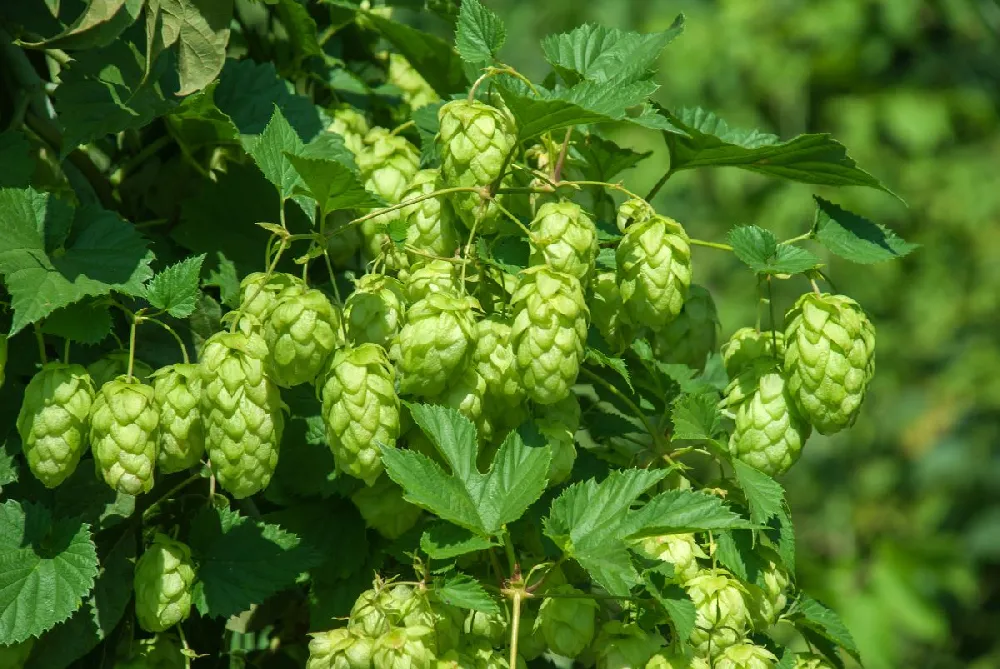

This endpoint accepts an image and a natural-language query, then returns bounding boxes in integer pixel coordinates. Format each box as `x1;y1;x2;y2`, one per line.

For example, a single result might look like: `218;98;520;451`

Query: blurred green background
490;1;1000;667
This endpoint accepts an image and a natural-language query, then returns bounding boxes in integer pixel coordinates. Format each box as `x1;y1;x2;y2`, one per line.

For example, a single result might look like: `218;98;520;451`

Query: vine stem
689;238;733;252
347;187;479;227
460;206;486;287
145;317;191;364
781;231;813;245
32;323;47;364
126;316;139;382
176;624;193;669
231;239;288;333
509;590;522;669
766;276;779;351
551;127;573;183
645;168;675;202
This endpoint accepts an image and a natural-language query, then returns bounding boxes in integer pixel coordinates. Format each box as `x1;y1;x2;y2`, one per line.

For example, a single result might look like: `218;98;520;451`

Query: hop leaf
616;215;692;329
262;287;342;387
593;620;665;669
651;284;719;370
90;378;159;495
152;364;205;474
134;535;197;633
528;199;599;287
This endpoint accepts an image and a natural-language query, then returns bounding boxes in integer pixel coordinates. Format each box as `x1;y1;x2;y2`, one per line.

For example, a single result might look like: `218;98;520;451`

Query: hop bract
616;215;692;330
464;609;508;647
351;477;422;539
133;534;196;633
17;363;95;488
200;331;285;499
538;585;598;657
404;259;459;303
632;533;707;583
263;287;341;387
394;292;477;397
345;274;407;349
783;292;876;434
511;266;589;405
651;284;719;370
746;547;790;628
238;271;305;324
528;200;599;287
728;371;811;477
401;169;460;259
686;569;751;655
472;316;526;429
152;364;204;473
372;625;436;669
722;328;784;379
593;621;666;669
307;628;374;669
617;197;654;233
91;377;159;495
713;642;778;669
328;107;370;156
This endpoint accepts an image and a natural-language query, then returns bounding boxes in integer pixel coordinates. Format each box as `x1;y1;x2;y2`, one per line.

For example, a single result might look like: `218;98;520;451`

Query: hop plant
357;128;421;269
401;591;465;655
0;638;34;669
783;293;876;434
349;587;393;637
511;266;589;405
401;169;460;259
651;285;719;370
372;625;436;669
263;287;341;388
727;371;811;477
436;99;517;233
538;585;598;657
327;222;364;268
133;535;196;633
713;642;778;669
471;316;527;430
320;343;400;485
151;364;204;474
745;547;790;628
616;215;692;330
200;330;285;499
91;377;159;495
617;197;654;233
646;650;704;669
351;477;421;539
535;394;580;485
686;570;751;655
435;366;490;440
404;259;459;303
17;363;95;488
328;107;370;156
466;641;526;668
464;609;508;647
591;271;631;353
593;621;666;669
722;328;784;379
345;274;407;349
114;634;186;669
394;292;477;397
528;200;599;287
307;628;375;669
517;608;548;661
632;533;708;583
88;352;154;388
387;53;438;109
238;272;305;324
792;653;836;669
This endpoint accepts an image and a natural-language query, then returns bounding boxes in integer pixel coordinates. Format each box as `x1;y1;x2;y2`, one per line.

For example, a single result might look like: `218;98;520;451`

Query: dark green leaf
0;131;35;188
585;347;633;392
569;131;651;183
644;575;695;641
455;0;505;64
413;102;443;167
41;301;113;345
731;460;786;525
728;225;820;275
814;197;917;264
287;153;383;214
433;573;499;613
792;595;862;663
144;254;206;318
671;392;723;440
364;11;467;97
213;58;323;139
421;523;495;560
626;489;754;537
203;251;240;308
243;106;308;202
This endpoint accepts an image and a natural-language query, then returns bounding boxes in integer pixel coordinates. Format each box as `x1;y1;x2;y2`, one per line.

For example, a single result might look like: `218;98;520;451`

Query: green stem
551;127;573;183
32;323;47;364
176;624;193;669
348;187;479;227
110;134;172;185
488;548;507;586
509;590;522;669
781;231;813;245
645;168;674;201
689;238;733;252
766;276;779;350
145;317;191;364
231;239;288;333
126;315;140;382
502;527;518;575
460;207;485;287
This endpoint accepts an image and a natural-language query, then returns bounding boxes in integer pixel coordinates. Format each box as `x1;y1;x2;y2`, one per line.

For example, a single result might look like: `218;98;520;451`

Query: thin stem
810;277;822;295
63;339;70;364
348;187;479;227
767;276;779;353
126;316;139;382
781;231;813;245
645;168;675;202
390;120;415;136
176;624;193;669
689;238;733;252
33;323;47;364
110;134;172;184
145;317;191;364
488;548;506;586
231;240;288;333
502;527;518;575
460;207;485;287
558;179;644;201
551;128;573;183
509;591;522;669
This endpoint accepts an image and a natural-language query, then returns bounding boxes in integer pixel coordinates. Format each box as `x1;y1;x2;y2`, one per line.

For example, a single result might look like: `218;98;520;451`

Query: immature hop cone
17;363;95;488
394;292;477;397
401;591;465;655
783;293;876;435
345;274;407;349
686;569;751;655
593;621;666;669
263;287;341;387
464;609;508;647
436;99;517;233
591;271;631;352
793;654;836;669
91;377;159;495
238;271;305;325
372;626;436;669
435;366;490;440
357;127;421;268
405;259;459;303
538;585;598;657
713;642;779;669
351;477;422;539
401;169;460;259
88;351;154;388
307;628;375;669
616;214;692;330
651;284;720;370
200;331;285;499
134;535;196;633
510;266;590;405
727;370;811;477
151;364;205;474
320;344;400;485
616;197;654;234
536;394;580;485
387;53;439;109
471;316;526;429
528;200;599;287
722;328;784;379
0;637;34;669
745;547;790;628
328;107;370;156
632;533;708;583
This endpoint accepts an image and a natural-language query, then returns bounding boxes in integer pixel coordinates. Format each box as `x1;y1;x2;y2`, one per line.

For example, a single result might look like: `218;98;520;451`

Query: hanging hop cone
722;328;784;380
152;364;204;474
538;585;599;658
435;365;491;442
400;169;460;259
528;199;599;288
471;316;527;431
393;291;478;397
306;628;375;669
535;393;580;486
616;197;655;234
651;284;720;370
713;642;779;669
91;377;159;495
134;534;197;633
327;107;370;156
632;533;708;583
238;271;306;326
616;214;692;330
351;476;422;539
262;286;341;388
404;258;459;303
686;569;751;656
372;625;436;669
387;53;439;109
593;621;666;669
745;546;790;629
345;274;407;349
793;654;836;669
357;128;421;270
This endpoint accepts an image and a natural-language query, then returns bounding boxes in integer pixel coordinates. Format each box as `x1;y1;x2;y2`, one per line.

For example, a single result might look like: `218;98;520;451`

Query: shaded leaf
728;225;820;275
455;0;505;64
814;197;917;264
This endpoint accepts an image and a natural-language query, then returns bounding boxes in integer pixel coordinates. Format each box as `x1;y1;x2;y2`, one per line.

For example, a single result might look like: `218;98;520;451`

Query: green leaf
363;11;467;97
0;500;99;645
41;301;113;345
455;0;505;64
671;392;723;440
585;347;633;392
775;650;798;669
626;489;754;538
52;465;135;531
814;197;917;264
712;530;761;583
569;131;651;183
731;460;786;526
144;254;206;318
213;58;323;139
413;102;443;167
274;0;322;67
792;595;862;663
728;225;820;275
18;0;143;51
421;523;495;560
433;573;499;613
381;403;550;537
148;0;233;96
660;107;895;196
203;251;240;308
287;153;384;215
644;576;695;641
243;106;308;202
0;130;36;188
189;505;323;619
544;469;667;595
0;188;154;335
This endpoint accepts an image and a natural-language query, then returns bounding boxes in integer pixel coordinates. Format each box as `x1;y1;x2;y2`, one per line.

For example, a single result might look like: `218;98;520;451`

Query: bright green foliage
464;608;507;647
351;477;422;539
0;638;33;669
404;259;459;303
727;371;811;477
591;271;631;352
535;393;580;485
113;634;186;669
345;274;408;349
437;99;517;233
394;292;478;397
593;621;666;669
372;625;436;669
238;272;305;325
263;287;341;387
16;363;95;488
88;352;154;388
646;650;702;669
616;215;692;330
713;642;778;669
90;378;159;495
517;609;547;661
686;570;751;655
307;628;375;669
388;54;439;110
651;285;719;370
784;292;876;434
329;107;371;156
617;198;655;234
200;331;285;499
151;364;205;473
320;343;399;485
632;533;708;583
510;266;590;405
538;584;598;657
528;200;599;287
133;535;196;633
402;592;464;655
401;170;460;260
746;547;790;628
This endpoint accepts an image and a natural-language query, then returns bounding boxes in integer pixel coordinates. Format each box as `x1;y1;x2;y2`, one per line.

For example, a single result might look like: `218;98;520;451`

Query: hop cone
238;272;305;324
464;609;507;647
437;99;517;233
349;587;393;637
538;585;598;657
746;547;790;628
528;200;599;287
91;378;159;495
510;266;589;405
722;328;784;379
201;331;285;499
646;650;703;669
616;215;692;330
134;535;196;633
617;198;654;234
686;570;750;655
593;621;666;669
388;53;438;109
0;638;33;669
472;317;527;430
727;371;811;477
263;287;341;387
404;259;459;303
320;343;399;485
435;366;490;441
793;654;836;669
357;128;420;270
372;626;436;669
535;394;580;486
345;274;407;348
88;352;154;388
632;533;708;583
714;643;778;669
401;591;465;655
651;285;719;370
518;609;547;661
394;292;477;397
401;169;460;259
783;293;876;434
17;363;95;488
151;364;204;474
351;477;421;539
307;628;375;669
114;635;186;669
591;271;631;353
328;107;370;156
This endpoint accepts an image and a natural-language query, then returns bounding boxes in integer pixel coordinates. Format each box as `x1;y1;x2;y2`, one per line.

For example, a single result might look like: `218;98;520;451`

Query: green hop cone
616;215;692;330
535;394;580;486
201;331;285;499
349;586;392;637
745;547;790;629
528;200;599;287
151;364;205;474
617;197;654;234
404;259;460;303
686;569;751;655
435;366;491;441
394;292;477;397
91;377;159;495
372;626;436;669
437;99;517;234
357;128;420;270
727;371;811;477
517;608;547;661
591;271;631;353
263;287;341;388
510;266;589;405
713;643;778;669
538;585;598;657
401;591;465;655
0;638;34;669
651;285;720;370
471;316;527;431
464;609;508;647
631;533;708;583
133;534;196;633
401;169;460;259
88;352;154;388
307;628;375;669
320;343;399;485
238;272;305;325
792;653;836;669
646;650;703;669
593;621;666;669
783;292;876;435
387;53;439;109
345;274;407;349
722;328;784;379
17;363;95;488
351;477;421;540
328;107;370;156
